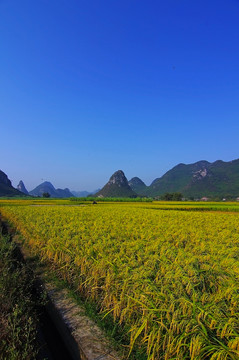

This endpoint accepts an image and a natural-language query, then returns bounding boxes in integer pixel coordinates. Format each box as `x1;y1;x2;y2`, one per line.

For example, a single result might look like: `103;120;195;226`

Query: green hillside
128;177;147;194
95;170;137;198
0;170;24;197
145;159;239;198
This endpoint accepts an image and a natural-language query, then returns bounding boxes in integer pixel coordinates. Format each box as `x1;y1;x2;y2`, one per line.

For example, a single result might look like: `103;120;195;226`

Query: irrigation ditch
0;217;121;360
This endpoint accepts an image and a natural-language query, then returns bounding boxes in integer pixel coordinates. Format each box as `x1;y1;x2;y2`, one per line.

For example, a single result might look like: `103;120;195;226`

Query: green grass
0;224;41;360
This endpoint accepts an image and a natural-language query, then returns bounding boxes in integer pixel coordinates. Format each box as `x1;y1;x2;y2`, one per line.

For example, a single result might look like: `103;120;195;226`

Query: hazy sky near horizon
1;0;239;191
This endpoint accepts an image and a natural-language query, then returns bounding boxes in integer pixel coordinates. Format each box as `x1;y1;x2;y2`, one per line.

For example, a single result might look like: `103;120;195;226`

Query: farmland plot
1;202;239;359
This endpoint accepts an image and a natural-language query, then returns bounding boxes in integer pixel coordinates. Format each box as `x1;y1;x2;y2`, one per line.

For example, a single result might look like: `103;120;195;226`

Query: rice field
0;200;239;359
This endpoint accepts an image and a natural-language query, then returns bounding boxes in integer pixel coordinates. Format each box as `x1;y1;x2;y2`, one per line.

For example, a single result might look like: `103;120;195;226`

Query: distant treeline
159;192;183;201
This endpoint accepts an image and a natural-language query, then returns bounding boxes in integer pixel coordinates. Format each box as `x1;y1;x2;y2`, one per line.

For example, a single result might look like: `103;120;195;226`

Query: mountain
17;180;29;195
91;188;101;195
55;188;74;198
95;170;137;198
71;190;91;197
71;189;101;197
146;159;239;198
29;181;74;198
0;170;25;197
128;177;147;194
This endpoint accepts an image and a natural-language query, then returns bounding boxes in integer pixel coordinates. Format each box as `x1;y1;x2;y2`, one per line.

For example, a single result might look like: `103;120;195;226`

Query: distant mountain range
29;181;73;198
71;189;101;197
95;160;239;199
1;158;239;199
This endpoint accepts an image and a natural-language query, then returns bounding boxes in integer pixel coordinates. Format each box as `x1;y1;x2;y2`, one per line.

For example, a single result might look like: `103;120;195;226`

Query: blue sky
1;0;239;191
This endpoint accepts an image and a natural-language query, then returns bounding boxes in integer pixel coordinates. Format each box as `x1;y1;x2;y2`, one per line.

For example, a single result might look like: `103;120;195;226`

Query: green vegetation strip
0;223;39;360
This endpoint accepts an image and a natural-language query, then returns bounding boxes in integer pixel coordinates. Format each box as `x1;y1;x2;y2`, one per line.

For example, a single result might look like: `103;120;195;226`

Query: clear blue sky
1;0;239;191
